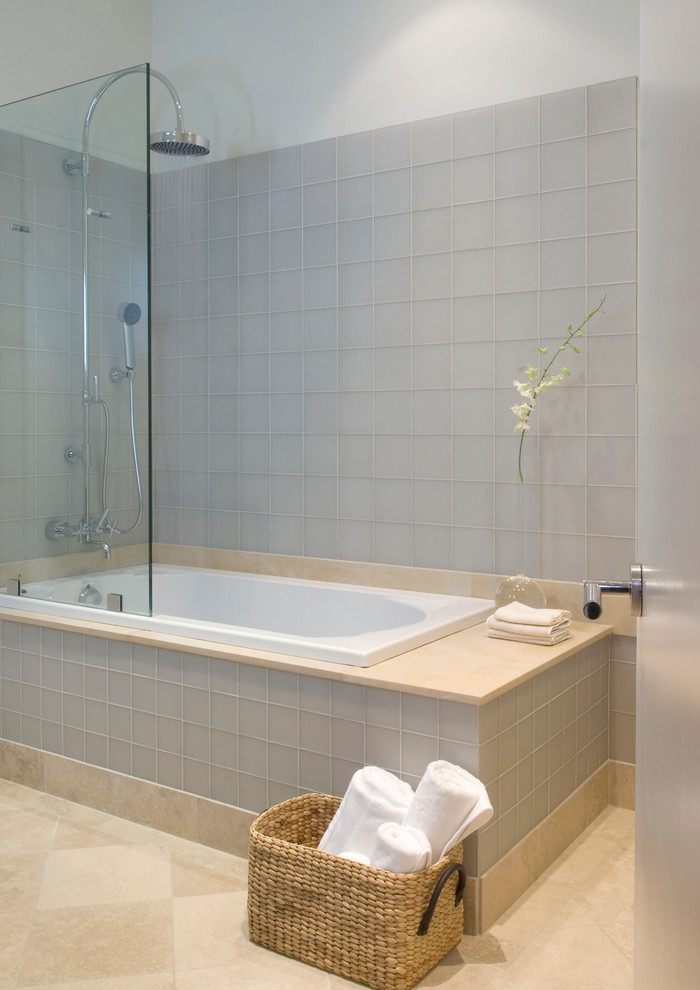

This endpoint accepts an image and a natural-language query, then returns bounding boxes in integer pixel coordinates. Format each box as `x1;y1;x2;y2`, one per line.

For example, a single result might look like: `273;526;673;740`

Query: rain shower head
148;68;210;157
149;130;210;157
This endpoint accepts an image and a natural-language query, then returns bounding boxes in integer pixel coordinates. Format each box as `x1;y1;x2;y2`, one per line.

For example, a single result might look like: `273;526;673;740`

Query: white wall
0;0;152;105
152;0;639;160
2;1;639;161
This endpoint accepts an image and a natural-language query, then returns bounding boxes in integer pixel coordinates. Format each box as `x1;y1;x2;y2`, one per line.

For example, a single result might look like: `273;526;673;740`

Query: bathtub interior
10;569;150;616
0;565;495;666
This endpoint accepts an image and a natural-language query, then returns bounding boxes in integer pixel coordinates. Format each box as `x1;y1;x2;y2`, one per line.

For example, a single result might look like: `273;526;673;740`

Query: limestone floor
0;777;634;989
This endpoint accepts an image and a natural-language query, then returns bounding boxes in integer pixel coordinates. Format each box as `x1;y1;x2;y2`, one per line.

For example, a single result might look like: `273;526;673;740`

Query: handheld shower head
117;302;141;371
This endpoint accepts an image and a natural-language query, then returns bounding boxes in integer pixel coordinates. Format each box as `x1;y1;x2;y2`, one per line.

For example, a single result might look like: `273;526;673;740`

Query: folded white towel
403;761;493;864
486;614;571;645
337;851;371;866
493;601;570;627
369;822;432;874
487;616;570;638
486;628;571;645
317;766;414;858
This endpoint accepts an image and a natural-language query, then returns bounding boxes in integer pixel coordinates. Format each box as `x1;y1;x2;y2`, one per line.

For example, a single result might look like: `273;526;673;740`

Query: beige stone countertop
0;604;611;705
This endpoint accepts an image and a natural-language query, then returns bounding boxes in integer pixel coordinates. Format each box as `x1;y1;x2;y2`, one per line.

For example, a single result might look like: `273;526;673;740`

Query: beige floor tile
504;922;633;990
0;780;109;829
414;946;508;988
172;891;253;971
587;806;635;842
487;876;576;945
175;955;336;989
96;815;245;879
51;820;127;851
0;926;30;989
602;911;635;962
0;851;47;914
38;844;172;909
0;779;637;990
573;866;634;928
94;813;184;848
19;976;176;990
19;901;174;985
171;858;247;898
540;833;621;888
456;932;523;967
167;841;248;879
0;808;57;855
0;853;48;988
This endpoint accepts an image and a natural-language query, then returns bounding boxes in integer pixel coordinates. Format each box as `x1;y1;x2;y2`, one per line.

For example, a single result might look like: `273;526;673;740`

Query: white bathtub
0;564;494;666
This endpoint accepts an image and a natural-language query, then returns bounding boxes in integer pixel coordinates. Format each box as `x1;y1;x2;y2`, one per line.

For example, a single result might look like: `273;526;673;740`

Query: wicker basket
247;793;465;990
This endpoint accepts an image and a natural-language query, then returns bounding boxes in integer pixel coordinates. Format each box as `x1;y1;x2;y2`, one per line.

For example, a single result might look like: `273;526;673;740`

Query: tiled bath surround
0;615;610;881
152;76;637;583
609;633;636;765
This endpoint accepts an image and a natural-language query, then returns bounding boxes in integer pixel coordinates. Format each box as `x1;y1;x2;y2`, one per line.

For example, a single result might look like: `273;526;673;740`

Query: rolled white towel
369;822;432;874
403;761;493;864
337;851;371;866
493;602;570;627
317;766;414;858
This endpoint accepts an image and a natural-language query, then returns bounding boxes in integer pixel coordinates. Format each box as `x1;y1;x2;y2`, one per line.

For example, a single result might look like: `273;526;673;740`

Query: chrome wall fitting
583;564;643;619
45;519;72;541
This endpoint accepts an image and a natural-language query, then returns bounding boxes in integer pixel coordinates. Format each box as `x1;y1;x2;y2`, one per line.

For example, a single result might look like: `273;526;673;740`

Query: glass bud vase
494;483;546;609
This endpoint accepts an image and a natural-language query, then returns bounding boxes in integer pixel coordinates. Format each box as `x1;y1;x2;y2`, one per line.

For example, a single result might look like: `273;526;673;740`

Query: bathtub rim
0;563;496;667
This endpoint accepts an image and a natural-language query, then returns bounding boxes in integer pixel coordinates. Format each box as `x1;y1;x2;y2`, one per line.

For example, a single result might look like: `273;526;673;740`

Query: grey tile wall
0;127;149;566
609;633;636;764
152;77;638;583
0;617;610;874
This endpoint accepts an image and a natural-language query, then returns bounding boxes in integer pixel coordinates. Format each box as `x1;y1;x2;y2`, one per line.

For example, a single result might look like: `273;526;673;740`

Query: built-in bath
0;555;616;933
0;564;495;666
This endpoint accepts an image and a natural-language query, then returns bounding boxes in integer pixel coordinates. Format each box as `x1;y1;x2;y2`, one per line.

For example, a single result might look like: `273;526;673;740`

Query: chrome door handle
583;563;643;619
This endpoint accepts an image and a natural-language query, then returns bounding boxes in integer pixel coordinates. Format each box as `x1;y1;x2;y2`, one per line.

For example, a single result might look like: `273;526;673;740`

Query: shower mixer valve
44;516;114;559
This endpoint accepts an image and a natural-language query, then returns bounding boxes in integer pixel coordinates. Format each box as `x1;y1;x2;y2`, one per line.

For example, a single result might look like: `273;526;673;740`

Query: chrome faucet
91;540;111;560
78;583;103;605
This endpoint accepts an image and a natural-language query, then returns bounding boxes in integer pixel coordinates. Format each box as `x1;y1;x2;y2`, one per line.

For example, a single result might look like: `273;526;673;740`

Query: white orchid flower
511;297;606;480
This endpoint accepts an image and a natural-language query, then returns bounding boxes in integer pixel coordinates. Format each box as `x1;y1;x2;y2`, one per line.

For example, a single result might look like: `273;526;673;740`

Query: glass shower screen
0;66;151;616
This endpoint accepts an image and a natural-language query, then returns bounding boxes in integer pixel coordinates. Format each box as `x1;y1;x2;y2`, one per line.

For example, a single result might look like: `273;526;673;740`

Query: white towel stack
317;766;414;859
317;761;493;873
486;601;571;645
402;760;493;863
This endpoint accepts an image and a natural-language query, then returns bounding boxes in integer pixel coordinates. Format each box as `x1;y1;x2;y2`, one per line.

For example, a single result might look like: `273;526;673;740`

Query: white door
636;1;700;986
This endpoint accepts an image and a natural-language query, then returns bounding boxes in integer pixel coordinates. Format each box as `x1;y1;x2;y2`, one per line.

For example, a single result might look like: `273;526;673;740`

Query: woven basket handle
417;862;466;936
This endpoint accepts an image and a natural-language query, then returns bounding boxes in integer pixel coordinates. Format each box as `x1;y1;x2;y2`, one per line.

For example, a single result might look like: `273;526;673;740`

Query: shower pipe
51;65;209;558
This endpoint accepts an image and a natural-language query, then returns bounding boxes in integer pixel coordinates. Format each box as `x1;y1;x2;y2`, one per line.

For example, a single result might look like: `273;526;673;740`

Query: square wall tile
149;81;637;585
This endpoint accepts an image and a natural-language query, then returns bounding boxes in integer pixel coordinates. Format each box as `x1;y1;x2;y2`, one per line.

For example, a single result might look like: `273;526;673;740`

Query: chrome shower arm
150;68;185;133
81;65;186;170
